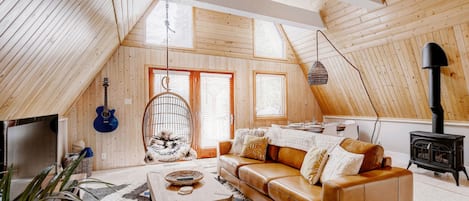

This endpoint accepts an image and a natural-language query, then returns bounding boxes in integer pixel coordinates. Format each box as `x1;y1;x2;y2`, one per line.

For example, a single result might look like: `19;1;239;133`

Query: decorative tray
165;170;204;186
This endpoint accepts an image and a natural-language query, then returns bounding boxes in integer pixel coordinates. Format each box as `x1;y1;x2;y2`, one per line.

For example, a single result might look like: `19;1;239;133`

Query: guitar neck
103;78;109;114
104;85;109;113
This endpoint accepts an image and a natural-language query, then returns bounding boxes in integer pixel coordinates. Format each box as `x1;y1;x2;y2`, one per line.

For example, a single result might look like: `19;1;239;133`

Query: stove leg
406;161;412;169
462;167;469;180
452;171;460;186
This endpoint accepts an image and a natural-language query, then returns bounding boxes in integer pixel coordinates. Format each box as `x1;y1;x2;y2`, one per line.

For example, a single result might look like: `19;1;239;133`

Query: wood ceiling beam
338;0;385;10
175;0;325;30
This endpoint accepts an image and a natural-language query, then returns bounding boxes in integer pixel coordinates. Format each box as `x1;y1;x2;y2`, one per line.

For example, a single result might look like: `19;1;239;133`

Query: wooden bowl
165;170;204;186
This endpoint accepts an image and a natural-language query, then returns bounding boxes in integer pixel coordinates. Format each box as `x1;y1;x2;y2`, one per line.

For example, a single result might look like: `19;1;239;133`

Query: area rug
82;159;250;201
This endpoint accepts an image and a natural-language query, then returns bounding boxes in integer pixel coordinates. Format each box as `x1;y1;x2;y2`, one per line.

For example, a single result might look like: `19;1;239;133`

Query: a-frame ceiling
1;0;469;122
0;0;152;119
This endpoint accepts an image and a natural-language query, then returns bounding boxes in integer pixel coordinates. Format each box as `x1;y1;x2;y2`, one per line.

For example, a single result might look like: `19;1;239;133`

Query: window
254;72;287;119
151;70;190;102
254;19;286;59
146;1;193;48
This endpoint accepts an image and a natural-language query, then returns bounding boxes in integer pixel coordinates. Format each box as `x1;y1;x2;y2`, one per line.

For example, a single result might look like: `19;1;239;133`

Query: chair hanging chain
162;0;171;91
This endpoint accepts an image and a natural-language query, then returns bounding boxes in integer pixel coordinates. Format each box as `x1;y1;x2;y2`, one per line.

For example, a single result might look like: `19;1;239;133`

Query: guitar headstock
103;77;109;87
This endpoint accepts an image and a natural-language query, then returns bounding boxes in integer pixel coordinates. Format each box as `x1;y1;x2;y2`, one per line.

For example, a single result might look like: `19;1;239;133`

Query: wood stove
408;131;468;186
407;43;468;186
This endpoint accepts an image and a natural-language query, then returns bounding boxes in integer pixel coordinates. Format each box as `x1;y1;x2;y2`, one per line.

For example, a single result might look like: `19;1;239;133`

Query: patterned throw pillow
320;146;364;183
240;135;268;161
230;128;265;155
300;147;328;185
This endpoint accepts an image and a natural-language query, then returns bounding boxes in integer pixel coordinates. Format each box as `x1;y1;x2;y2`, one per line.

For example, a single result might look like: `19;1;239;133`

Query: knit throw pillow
300;147;328;185
229;128;265;155
240;135;268;161
320;146;364;183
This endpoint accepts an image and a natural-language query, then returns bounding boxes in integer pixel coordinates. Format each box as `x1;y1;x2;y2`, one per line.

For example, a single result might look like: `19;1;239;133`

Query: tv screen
1;114;58;199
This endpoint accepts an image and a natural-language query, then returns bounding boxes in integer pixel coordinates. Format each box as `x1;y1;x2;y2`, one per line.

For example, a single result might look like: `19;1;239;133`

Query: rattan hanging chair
142;91;194;149
141;0;196;163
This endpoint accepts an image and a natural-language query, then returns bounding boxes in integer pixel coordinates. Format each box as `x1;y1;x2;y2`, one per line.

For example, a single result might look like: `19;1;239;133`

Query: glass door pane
152;69;190;102
200;73;232;148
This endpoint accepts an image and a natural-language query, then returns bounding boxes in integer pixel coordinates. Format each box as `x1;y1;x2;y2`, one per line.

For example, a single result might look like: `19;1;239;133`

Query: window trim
253;71;288;121
144;1;195;50
252;19;288;61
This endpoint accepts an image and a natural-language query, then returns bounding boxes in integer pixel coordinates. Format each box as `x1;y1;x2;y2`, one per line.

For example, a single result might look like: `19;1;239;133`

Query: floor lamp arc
308;30;380;143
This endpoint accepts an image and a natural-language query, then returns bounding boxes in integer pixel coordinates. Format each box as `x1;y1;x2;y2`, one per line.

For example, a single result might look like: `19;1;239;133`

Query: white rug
83;158;249;201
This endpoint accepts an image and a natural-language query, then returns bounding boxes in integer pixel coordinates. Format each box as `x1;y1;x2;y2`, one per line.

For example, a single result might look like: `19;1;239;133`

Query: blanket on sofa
265;127;344;153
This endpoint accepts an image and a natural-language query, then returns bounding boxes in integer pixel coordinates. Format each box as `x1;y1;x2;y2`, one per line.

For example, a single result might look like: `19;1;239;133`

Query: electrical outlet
101;153;107;160
124;98;132;105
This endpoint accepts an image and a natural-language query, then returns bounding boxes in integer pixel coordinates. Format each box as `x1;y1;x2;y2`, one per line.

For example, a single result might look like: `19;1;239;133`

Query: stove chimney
422;42;448;134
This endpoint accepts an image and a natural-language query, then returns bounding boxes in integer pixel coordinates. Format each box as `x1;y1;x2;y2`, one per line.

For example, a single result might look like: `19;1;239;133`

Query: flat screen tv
1;114;58;199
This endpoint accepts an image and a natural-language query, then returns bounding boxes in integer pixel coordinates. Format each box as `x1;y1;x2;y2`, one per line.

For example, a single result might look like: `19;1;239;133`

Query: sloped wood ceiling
285;0;469;121
0;0;151;120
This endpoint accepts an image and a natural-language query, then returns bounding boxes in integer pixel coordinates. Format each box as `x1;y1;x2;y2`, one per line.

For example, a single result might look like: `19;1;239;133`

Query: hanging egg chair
141;0;196;163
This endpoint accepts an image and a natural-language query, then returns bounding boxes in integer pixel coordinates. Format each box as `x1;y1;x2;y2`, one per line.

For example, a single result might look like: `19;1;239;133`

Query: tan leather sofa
217;138;413;201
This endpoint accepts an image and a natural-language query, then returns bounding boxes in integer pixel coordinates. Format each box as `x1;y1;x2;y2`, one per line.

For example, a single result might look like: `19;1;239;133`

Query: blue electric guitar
93;78;118;132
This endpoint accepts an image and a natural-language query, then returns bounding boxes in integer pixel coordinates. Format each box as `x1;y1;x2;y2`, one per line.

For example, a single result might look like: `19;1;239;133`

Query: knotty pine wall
0;0;151;120
65;7;322;170
284;0;469;121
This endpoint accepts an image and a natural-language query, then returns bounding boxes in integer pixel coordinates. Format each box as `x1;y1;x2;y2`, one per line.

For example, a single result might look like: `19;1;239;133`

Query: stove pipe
422;42;448;134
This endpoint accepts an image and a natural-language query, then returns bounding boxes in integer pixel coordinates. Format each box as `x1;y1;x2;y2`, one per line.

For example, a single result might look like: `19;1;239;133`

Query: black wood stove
407;43;469;186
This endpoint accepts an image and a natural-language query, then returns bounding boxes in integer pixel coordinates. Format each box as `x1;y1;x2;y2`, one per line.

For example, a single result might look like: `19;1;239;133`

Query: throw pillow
240;135;268;161
300;147;328;185
320;146;364;183
229;128;265;155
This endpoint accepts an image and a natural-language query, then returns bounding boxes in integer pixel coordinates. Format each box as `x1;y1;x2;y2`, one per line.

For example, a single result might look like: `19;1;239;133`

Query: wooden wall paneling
66;45;321;170
454;23;469;95
123;7;298;63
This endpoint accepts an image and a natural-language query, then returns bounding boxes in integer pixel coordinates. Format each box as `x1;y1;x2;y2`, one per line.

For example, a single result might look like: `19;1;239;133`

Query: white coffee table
147;165;233;201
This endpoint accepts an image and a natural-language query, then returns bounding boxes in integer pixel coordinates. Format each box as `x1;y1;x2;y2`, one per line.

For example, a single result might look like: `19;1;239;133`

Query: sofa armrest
217;140;233;157
322;167;413;201
382;156;392;167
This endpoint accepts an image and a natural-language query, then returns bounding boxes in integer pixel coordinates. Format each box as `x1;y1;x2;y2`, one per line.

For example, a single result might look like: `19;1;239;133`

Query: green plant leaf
0;165;14;201
43;190;82;201
59;154;86;191
16;165;53;201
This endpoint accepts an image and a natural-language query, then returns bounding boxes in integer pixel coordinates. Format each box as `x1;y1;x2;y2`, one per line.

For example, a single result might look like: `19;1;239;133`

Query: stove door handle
427;142;432;150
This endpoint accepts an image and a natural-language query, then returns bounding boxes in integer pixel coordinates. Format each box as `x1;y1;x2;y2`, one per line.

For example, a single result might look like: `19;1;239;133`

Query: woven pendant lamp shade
308;61;328;85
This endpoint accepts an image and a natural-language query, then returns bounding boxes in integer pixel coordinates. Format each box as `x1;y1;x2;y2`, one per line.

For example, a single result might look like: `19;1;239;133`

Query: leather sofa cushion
219;154;264;177
277;147;306;169
238;163;301;195
340;138;384;172
268;176;322;201
266;144;280;161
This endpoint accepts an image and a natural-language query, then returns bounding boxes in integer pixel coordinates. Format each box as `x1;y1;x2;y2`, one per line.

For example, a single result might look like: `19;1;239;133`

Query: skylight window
254;19;286;59
146;1;193;48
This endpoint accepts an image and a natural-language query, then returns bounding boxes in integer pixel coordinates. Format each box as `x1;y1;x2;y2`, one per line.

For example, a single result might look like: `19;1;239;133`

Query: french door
150;68;234;158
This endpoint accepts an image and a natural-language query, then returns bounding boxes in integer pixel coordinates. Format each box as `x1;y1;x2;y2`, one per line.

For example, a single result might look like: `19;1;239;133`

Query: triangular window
146;1;193;48
254;19;286;59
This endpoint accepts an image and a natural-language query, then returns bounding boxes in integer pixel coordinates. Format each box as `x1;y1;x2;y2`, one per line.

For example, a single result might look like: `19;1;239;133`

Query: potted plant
0;154;114;201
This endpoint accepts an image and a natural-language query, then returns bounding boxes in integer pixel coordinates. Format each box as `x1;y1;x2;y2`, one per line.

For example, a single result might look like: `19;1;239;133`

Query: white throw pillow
300;147;328;185
229;128;265;155
320;146;364;183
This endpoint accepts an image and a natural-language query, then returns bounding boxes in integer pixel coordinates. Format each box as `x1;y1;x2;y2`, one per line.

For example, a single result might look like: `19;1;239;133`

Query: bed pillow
320;146;364;183
240;135;268;161
229;128;265;155
300;147;328;185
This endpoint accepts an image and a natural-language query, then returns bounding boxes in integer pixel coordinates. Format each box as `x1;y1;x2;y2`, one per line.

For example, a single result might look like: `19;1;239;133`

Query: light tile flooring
386;151;469;201
90;154;469;201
